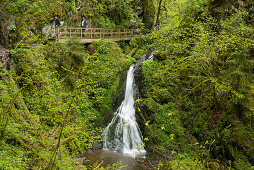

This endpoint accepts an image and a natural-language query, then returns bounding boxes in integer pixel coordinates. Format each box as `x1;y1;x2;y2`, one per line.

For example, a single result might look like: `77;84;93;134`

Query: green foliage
141;60;190;152
1;0;253;169
91;161;126;170
6;0;66;46
79;0;138;28
0;140;29;169
158;153;205;170
0;39;130;168
81;40;129;113
139;0;254;169
130;34;155;60
130;34;154;49
2;0;153;47
93;15;116;28
142;0;155;29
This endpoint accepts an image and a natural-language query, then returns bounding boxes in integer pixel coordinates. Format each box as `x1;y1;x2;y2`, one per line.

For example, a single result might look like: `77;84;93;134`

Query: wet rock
92;140;103;150
0;14;15;48
42;22;55;38
0;45;10;69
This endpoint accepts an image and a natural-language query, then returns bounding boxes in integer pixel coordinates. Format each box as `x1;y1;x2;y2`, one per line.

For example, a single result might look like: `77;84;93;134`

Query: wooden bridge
57;27;135;43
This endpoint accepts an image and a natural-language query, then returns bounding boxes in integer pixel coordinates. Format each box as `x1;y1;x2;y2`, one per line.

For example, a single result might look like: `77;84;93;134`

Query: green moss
164;153;205;170
0;141;29;169
0;39;130;169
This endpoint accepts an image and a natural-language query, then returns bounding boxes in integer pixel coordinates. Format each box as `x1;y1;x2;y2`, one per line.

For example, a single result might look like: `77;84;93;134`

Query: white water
103;65;146;158
147;51;155;61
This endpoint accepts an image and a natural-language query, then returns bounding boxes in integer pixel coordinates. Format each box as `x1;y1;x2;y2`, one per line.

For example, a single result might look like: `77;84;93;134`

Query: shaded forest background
0;0;253;169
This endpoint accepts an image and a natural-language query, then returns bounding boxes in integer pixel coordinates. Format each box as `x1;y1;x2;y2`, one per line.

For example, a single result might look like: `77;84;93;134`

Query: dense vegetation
0;39;132;168
0;0;154;48
0;0;253;169
135;0;254;169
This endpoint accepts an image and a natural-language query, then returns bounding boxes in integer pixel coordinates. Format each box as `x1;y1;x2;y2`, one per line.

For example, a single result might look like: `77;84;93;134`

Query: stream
83;149;154;169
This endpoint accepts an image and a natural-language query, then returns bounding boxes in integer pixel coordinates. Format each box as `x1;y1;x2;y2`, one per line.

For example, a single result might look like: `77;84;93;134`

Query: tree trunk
142;0;155;30
155;0;163;25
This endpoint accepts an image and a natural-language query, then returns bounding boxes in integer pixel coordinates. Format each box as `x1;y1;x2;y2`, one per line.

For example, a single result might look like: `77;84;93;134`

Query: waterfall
147;51;155;61
103;64;146;159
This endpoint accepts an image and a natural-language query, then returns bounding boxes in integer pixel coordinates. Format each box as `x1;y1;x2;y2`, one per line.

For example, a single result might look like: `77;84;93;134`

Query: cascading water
147;51;155;61
103;64;146;159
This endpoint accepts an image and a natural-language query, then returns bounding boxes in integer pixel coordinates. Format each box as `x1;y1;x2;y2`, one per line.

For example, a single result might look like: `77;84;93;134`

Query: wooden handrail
57;27;135;43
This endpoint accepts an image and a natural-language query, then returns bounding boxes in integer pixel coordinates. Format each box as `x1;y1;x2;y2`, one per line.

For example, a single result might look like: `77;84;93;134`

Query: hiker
155;21;160;30
81;16;87;33
55;15;60;28
54;15;60;37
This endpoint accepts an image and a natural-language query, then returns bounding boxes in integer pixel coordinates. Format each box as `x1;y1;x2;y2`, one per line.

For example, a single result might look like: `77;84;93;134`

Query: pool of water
83;149;155;170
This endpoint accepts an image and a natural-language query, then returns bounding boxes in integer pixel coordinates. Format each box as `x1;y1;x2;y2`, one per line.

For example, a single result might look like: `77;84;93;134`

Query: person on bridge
55;16;60;28
81;16;87;34
54;15;60;38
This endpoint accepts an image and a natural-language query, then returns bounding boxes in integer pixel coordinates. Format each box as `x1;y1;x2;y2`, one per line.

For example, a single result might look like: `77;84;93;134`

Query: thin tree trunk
155;0;163;24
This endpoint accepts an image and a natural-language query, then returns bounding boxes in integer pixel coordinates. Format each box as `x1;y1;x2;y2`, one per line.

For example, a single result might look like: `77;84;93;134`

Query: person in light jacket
81;16;87;33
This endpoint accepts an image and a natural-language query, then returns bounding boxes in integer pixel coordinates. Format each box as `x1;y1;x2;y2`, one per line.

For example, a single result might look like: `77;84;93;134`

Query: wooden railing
57;27;135;43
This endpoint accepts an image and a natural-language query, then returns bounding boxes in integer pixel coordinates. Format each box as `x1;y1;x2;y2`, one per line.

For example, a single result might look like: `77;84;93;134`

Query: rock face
0;45;10;69
42;21;65;38
0;11;15;48
42;22;56;38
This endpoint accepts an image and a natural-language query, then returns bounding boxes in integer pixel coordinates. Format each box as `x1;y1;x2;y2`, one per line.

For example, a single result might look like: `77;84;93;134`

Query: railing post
100;28;101;39
57;27;59;39
90;29;92;39
81;28;82;38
